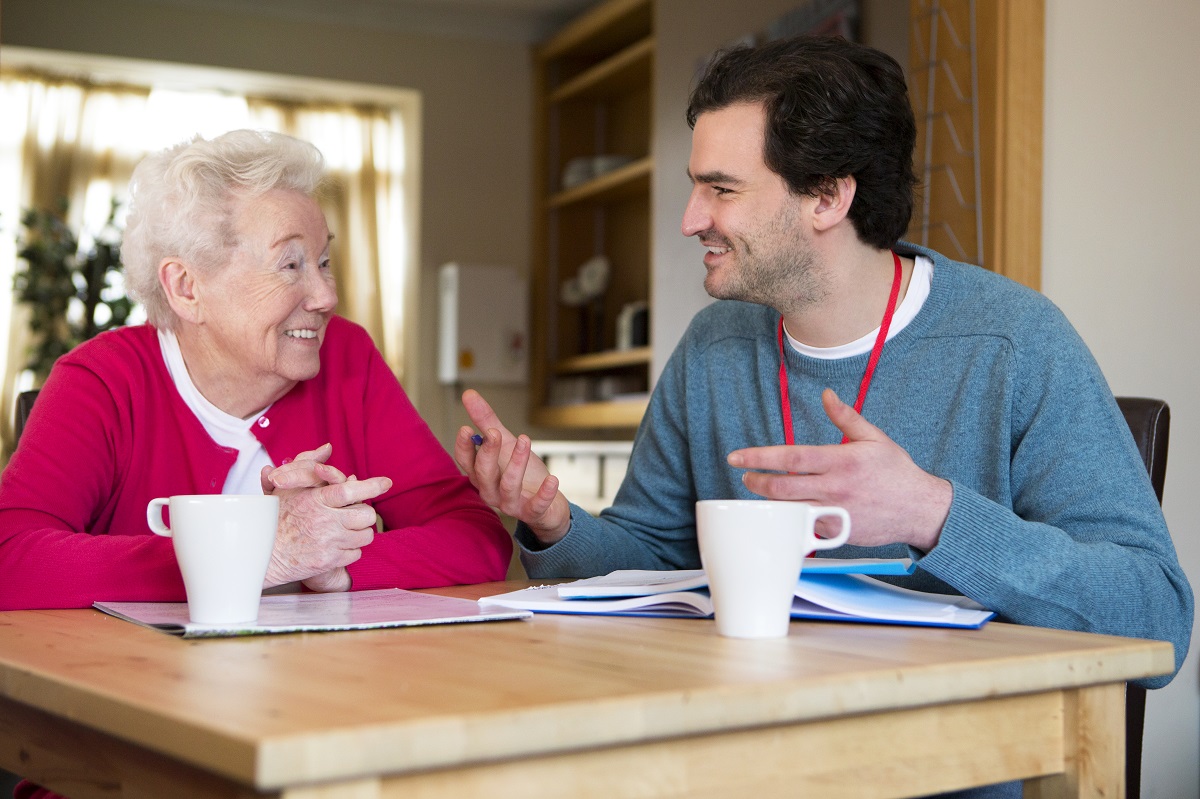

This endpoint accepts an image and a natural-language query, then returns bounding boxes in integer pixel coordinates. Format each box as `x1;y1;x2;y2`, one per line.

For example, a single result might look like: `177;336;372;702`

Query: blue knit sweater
517;244;1193;690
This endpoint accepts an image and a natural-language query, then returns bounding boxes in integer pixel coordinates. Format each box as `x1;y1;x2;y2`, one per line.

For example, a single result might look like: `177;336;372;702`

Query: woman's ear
811;176;857;232
159;259;202;324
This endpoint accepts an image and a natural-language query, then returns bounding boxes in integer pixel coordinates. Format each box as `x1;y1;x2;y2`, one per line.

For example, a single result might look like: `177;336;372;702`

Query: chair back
1117;396;1170;503
14;389;39;443
1114;395;1170;799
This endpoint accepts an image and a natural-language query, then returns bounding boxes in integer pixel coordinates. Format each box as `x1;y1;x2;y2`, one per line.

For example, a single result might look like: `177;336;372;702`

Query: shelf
555;346;651;374
532;398;649;429
549;156;651;208
550;36;653;103
538;0;652;61
532;0;654;433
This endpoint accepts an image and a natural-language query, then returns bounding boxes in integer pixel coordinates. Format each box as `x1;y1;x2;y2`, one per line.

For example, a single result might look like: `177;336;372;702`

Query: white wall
1042;2;1200;796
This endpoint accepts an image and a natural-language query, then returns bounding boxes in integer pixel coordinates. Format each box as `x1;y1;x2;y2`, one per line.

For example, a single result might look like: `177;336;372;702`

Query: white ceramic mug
147;494;279;625
696;499;851;639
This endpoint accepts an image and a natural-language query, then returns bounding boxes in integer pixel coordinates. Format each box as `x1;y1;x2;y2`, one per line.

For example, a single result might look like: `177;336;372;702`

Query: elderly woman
0;129;512;609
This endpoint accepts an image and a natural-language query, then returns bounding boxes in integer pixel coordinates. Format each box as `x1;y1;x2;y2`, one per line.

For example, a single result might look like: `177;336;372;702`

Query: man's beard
702;208;824;312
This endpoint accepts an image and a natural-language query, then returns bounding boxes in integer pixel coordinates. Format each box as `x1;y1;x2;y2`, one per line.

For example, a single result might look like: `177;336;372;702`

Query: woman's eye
284;261;299;270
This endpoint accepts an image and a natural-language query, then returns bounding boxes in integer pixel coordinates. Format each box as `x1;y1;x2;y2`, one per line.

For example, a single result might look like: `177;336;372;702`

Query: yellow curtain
0;71;413;461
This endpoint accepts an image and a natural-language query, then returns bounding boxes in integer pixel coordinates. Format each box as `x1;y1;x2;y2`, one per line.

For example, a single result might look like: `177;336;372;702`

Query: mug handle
809;506;851;549
146;498;172;537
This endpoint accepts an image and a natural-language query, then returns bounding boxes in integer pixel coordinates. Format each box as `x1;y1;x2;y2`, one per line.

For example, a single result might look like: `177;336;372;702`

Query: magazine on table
95;588;532;639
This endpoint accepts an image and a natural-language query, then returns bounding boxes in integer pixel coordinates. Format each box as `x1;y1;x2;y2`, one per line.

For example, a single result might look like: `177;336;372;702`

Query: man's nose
680;190;711;237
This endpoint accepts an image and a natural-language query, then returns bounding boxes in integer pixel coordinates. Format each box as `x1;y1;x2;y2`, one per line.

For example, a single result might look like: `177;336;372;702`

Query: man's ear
811;176;856;232
159;259;202;324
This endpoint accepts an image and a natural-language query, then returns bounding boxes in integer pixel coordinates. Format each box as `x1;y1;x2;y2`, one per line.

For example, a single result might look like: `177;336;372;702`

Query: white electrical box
438;263;529;385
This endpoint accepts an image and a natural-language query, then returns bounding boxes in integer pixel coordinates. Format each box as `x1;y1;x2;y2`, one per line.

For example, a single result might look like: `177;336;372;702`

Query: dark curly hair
686;35;917;250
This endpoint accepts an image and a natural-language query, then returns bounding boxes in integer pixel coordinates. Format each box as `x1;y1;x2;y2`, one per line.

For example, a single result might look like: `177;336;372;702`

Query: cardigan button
258;416;270;428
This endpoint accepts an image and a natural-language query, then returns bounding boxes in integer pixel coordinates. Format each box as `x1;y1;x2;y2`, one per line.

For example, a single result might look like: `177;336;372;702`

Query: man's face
681;102;819;308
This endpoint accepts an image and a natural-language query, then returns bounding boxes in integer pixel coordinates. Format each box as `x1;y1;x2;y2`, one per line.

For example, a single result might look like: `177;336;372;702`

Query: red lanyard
777;250;903;445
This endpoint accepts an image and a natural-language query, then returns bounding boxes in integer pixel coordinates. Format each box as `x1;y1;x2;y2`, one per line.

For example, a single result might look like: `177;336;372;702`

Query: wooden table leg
1024;683;1126;799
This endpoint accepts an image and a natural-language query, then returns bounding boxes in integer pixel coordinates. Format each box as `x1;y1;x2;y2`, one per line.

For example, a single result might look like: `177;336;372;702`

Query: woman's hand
259;444;392;591
453;389;572;545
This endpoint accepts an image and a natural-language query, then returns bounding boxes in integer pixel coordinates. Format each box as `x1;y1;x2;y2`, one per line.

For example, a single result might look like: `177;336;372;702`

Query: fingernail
728;452;743;467
282;458;293;465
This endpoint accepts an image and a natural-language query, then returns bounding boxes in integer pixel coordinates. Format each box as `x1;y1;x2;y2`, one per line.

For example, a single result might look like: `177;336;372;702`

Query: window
0;48;421;454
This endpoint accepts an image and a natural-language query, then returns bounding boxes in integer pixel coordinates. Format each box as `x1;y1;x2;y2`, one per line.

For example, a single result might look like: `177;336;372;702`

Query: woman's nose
306;269;338;312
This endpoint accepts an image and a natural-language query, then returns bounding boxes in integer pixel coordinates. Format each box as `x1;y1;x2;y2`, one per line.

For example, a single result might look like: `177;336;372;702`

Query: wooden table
0;581;1173;799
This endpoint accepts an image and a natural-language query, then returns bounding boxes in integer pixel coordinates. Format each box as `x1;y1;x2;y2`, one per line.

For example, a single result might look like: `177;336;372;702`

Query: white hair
122;129;326;329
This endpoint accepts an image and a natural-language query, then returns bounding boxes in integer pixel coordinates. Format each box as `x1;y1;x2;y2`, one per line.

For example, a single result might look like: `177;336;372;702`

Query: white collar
157;327;268;435
786;254;933;360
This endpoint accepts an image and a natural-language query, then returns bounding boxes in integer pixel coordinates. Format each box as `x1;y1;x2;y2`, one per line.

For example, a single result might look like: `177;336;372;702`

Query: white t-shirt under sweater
785;254;933;358
158;328;274;494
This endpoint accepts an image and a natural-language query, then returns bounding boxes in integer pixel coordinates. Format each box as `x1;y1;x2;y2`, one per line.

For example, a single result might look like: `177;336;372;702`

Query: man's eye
714;186;732;196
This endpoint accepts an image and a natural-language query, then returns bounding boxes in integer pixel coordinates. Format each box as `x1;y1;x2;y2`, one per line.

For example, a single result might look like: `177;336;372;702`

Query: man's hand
727;389;952;551
453;389;572;545
260;444;391;591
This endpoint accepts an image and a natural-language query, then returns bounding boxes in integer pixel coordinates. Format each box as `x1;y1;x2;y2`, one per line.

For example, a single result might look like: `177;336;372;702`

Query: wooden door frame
910;0;1044;290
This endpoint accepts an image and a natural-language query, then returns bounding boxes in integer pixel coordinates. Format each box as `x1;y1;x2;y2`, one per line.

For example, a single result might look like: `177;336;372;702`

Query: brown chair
13;389;38;443
1114;395;1170;799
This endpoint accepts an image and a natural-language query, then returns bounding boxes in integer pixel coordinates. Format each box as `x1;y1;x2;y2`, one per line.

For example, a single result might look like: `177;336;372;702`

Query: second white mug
696;499;850;639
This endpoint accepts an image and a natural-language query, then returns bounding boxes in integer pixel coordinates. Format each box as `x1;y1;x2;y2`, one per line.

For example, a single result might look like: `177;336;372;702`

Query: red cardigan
0;317;512;609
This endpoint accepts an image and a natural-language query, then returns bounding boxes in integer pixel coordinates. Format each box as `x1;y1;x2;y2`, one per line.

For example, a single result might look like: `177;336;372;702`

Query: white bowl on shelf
592;154;633;176
561;157;594;189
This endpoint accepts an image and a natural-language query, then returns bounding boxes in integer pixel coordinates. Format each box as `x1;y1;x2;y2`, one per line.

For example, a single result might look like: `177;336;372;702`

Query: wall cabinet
530;0;654;429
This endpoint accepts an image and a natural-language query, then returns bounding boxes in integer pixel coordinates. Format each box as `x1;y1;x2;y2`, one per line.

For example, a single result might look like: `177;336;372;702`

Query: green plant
13;198;134;381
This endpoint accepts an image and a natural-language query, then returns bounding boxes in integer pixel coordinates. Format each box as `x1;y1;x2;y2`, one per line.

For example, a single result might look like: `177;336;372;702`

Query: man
455;35;1191;703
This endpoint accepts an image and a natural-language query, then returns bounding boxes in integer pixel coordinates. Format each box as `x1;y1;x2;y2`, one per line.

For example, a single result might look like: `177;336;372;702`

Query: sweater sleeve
914;309;1193;689
516;331;704;576
0;361;184;609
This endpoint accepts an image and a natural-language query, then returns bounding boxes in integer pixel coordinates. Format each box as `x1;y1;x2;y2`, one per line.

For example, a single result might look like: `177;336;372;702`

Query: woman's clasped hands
258;443;392;592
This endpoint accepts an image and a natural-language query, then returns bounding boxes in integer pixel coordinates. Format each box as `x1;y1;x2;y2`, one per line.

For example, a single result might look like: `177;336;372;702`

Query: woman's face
196;188;337;399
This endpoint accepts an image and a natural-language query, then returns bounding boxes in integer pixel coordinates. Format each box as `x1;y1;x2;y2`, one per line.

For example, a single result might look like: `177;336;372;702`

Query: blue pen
470;434;484;446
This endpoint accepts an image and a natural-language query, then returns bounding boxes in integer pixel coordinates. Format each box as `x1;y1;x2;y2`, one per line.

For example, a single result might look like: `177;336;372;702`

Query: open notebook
479;558;994;629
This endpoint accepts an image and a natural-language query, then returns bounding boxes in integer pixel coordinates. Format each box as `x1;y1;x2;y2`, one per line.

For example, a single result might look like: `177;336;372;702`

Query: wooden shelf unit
548;156;651;209
530;0;654;431
554;346;651;375
532;397;650;429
